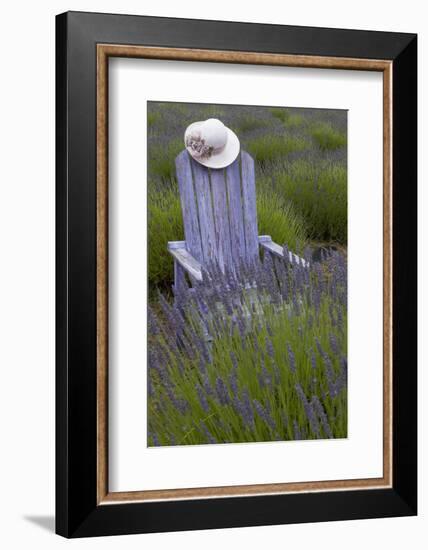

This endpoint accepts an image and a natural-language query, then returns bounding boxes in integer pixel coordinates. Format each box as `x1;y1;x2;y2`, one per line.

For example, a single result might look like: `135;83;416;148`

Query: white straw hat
184;118;240;169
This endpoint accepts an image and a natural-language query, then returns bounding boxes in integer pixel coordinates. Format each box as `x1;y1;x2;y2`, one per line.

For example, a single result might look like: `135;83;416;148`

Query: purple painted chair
167;149;306;293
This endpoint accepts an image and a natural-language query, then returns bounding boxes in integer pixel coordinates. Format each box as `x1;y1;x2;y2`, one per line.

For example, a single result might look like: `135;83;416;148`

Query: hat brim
185;123;240;169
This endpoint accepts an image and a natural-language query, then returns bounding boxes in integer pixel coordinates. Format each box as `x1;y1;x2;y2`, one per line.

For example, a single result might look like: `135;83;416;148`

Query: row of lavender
148;249;347;446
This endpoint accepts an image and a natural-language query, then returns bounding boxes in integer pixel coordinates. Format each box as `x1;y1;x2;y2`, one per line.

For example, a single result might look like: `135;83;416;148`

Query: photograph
147;101;348;447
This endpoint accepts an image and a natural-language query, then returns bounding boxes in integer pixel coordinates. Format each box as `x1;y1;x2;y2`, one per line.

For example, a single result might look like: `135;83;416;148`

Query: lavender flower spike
311;396;333;439
199;421;217;444
196;383;209;413
253;399;276;431
215;376;230;406
241;389;255;429
287;342;296;374
329;333;339;356
295;383;320;438
293;420;302;440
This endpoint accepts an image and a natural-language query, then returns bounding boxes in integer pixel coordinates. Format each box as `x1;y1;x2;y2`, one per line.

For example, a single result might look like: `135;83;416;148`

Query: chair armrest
258;235;309;268
167;241;203;281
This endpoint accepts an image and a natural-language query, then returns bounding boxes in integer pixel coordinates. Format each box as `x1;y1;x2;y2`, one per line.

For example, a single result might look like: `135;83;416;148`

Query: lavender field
147;102;347;446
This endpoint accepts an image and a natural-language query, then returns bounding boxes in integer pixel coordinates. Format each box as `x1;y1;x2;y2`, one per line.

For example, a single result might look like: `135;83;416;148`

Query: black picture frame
56;10;417;538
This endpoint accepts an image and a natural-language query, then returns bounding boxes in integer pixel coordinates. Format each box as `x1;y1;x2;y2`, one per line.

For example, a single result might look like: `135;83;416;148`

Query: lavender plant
147;249;347;446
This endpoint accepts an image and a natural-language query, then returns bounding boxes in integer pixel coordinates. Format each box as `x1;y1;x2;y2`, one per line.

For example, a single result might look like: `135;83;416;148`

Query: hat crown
199;118;228;150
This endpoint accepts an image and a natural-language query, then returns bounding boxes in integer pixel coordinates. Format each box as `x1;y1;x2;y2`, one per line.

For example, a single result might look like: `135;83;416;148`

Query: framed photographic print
56;11;417;538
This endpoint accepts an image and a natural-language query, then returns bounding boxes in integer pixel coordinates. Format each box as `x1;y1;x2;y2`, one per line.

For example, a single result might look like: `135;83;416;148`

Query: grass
233;115;271;133
148;138;183;182
247;135;309;165
311;122;347;151
270;107;290;124
148;182;184;290
256;190;307;253
147;111;162;129
261;159;347;243
270;107;304;128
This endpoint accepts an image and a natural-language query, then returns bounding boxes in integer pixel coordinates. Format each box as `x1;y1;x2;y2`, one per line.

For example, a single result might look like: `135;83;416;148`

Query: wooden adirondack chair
167;149;306;293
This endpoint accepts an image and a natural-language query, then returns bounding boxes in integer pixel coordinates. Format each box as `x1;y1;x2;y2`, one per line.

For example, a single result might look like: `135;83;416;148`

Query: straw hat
184;118;240;169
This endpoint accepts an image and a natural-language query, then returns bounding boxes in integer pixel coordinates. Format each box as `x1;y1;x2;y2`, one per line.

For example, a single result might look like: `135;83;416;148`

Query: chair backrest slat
176;151;204;262
191;160;217;265
210;167;233;271
225;158;246;264
175;149;259;272
240;151;259;263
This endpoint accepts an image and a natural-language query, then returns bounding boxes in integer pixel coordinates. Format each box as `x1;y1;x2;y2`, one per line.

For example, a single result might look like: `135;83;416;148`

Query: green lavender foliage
259;159;347;243
148;182;184;290
310;122;347;151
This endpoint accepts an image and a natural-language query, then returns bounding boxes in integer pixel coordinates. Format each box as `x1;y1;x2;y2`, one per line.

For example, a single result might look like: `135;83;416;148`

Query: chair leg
172;260;187;301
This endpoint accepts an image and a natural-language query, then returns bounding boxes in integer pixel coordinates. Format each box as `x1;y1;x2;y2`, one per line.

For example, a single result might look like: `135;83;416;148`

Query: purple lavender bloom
200;421;217;444
311;283;321;312
253;399;276;431
336;356;348;393
148;306;160;336
315;337;325;358
166;386;189;415
150;431;160;446
236;314;247;342
230;351;238;370
260;358;272;389
313;262;325;295
310;349;317;371
295;383;320;438
215;376;230;406
337;306;344;327
196;383;209;413
292;292;300;315
148;349;170;387
329;303;337;327
275;259;289;301
229;368;239;398
321;354;336;398
252;331;260;353
311;396;333;439
198;357;208;377
241;389;255;429
287;342;296;374
202;373;213;396
329;333;339;356
294;264;304;292
158;292;180;332
293;420;302;440
266;337;275;360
